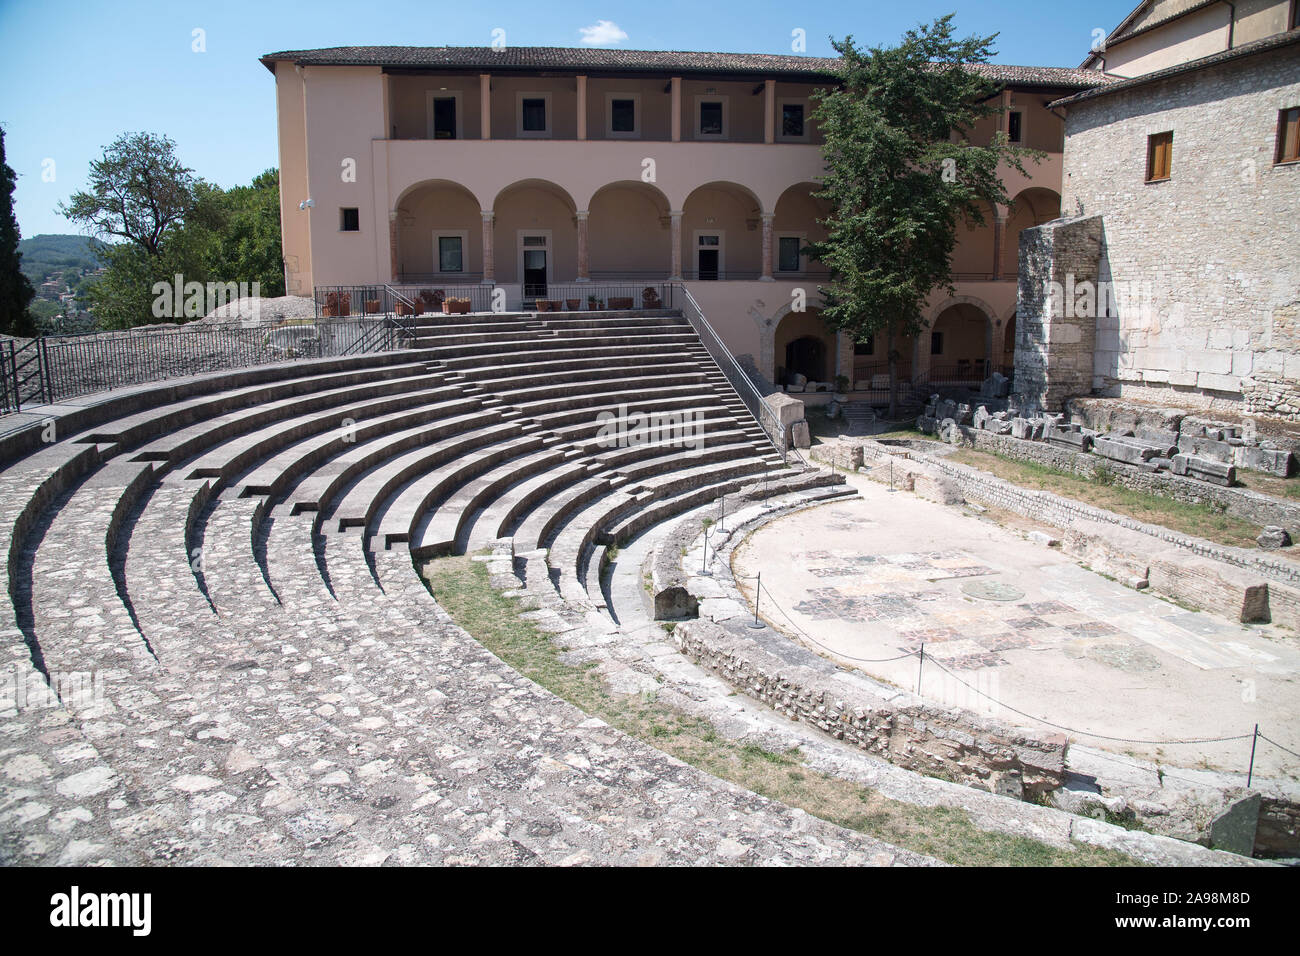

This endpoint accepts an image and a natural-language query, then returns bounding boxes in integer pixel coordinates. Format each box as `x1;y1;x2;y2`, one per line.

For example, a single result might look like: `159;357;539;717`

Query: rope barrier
737;571;1295;755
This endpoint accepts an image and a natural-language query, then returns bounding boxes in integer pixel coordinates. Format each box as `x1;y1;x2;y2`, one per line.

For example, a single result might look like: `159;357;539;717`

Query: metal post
917;643;925;694
1247;724;1259;788
700;525;711;576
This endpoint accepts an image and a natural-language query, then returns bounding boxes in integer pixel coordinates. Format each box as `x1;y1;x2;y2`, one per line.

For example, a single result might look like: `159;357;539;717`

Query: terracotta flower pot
365;300;381;314
565;299;582;310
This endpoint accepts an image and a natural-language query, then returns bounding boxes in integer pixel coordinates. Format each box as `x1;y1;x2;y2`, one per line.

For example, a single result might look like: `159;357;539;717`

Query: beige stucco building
261;46;1100;393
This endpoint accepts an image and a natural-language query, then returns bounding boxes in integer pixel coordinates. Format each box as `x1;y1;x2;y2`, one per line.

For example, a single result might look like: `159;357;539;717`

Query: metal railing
676;284;797;466
0;315;411;415
534;282;675;311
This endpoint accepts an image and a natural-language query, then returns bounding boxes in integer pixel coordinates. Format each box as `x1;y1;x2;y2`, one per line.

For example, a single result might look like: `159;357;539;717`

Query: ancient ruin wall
1058;45;1300;418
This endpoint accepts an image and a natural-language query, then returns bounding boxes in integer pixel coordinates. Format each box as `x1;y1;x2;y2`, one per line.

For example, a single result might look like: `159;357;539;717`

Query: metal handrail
676;284;803;467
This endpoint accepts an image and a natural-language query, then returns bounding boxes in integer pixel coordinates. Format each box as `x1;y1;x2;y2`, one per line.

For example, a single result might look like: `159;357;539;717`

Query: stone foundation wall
673;619;1068;800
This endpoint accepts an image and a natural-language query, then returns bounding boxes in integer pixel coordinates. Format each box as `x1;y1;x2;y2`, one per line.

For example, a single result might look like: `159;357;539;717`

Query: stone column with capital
760;213;775;281
669;210;683;280
575;210;590;281
480;210;495;285
480;74;492;140
389;211;400;283
992;213;1007;280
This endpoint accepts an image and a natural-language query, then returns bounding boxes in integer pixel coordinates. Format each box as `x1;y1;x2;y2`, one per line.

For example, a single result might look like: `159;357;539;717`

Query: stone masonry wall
1013;215;1103;414
1059;44;1300;418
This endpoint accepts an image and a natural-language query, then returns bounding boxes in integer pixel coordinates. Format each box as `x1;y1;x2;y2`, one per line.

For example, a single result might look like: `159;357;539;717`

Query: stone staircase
0;309;924;867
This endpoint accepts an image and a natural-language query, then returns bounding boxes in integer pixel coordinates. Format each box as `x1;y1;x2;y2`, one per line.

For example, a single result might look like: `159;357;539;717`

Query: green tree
807;16;1032;415
210;169;284;297
0;128;36;336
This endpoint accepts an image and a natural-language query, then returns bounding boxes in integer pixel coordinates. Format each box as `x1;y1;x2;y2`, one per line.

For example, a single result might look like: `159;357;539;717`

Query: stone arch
771;182;830;275
393;180;484;282
681;181;765;279
1003;187;1061;274
773;307;840;388
921;298;996;383
492;179;580;287
587;180;672;278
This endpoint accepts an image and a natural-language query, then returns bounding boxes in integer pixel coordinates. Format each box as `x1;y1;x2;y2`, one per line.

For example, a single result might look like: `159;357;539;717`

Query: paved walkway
732;474;1300;779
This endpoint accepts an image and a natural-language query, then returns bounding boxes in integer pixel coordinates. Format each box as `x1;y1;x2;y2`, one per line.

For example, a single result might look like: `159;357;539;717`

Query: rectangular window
1008;111;1022;144
432;97;457;139
438;236;463;273
522;97;547;132
1276;107;1300;165
930;332;944;356
782;103;804;138
1146;131;1173;182
699;101;724;135
611;98;635;133
777;236;802;272
340;207;360;232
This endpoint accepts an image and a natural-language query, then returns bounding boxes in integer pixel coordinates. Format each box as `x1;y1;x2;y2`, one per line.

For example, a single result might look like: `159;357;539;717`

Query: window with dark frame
1007;111;1022;143
1276;107;1300;165
438;236;463;273
611;98;635;133
522;97;547;132
930;332;944;356
340;207;360;232
1146;131;1173;182
699;101;723;135
782;103;804;138
777;236;802;272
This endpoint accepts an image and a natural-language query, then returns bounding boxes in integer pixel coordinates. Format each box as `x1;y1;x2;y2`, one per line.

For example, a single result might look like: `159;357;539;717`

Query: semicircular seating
0;308;904;867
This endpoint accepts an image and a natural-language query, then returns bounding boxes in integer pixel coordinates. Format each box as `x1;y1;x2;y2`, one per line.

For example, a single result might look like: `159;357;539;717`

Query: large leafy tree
59;132;196;257
0;128;36;336
807;16;1032;414
61;132;282;328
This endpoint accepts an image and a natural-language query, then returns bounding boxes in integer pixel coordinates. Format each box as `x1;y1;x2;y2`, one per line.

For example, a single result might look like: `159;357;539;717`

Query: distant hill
17;234;104;285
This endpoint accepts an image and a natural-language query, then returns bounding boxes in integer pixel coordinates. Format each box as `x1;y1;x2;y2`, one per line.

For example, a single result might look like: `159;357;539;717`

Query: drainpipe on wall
1219;0;1236;49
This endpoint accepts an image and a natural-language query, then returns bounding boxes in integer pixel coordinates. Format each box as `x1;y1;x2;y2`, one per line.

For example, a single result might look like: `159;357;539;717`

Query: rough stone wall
1059;45;1300;418
672;620;1068;800
1013;215;1103;414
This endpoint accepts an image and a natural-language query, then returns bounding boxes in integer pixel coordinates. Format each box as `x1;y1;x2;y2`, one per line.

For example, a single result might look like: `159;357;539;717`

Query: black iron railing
0;316;411;415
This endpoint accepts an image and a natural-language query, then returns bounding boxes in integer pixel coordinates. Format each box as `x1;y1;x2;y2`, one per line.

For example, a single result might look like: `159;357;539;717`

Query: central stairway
0;308;896;867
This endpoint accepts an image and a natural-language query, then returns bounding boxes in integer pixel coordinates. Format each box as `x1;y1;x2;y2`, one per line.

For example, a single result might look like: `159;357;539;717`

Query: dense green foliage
16;234;103;286
807;16;1032;411
59;132;282;329
1;128;37;336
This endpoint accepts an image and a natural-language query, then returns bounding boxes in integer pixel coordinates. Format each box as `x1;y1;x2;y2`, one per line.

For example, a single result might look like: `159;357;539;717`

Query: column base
759;275;775;282
480;278;495;286
574;276;591;283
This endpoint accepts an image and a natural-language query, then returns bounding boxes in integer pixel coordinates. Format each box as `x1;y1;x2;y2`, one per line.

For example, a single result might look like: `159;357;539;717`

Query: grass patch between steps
420;553;1141;867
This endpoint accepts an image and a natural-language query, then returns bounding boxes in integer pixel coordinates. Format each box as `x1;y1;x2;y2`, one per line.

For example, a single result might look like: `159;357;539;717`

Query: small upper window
611;98;635;133
522;97;547;132
930;332;944;356
699;101;724;136
340;207;360;232
1276;107;1300;165
782;103;804;138
1008;111;1023;144
1146;131;1173;182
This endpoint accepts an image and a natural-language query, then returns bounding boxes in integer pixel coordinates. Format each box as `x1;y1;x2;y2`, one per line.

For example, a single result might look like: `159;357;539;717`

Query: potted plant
443;297;471;314
395;300;415;317
641;287;662;309
337;292;351;317
833;375;851;401
364;298;381;314
321;292;339;317
536;299;553;312
565;298;583;311
608;296;634;310
587;295;604;310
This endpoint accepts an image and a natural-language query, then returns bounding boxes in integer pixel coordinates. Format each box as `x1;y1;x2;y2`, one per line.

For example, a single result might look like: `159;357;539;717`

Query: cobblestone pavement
0;449;931;866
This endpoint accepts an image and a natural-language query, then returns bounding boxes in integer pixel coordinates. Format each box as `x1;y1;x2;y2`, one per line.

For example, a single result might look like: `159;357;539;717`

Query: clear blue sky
0;0;1137;239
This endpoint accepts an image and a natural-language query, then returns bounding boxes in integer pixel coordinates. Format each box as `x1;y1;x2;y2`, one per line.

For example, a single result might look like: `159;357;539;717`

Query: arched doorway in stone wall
774;308;836;386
